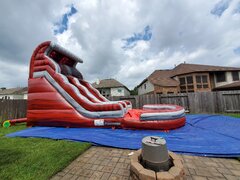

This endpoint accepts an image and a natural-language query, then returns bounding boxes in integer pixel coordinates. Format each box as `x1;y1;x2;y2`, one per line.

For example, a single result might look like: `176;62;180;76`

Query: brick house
92;79;130;97
137;63;240;95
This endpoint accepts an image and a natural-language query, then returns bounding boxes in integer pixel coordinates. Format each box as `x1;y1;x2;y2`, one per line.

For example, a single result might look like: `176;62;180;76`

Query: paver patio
52;146;240;180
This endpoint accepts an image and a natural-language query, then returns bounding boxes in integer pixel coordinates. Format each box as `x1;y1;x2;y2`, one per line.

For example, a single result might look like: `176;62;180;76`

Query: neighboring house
137;63;240;95
92;79;130;97
0;87;28;100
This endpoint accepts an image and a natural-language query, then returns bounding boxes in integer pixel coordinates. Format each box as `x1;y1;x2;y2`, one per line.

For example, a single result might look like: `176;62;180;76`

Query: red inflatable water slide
10;41;186;130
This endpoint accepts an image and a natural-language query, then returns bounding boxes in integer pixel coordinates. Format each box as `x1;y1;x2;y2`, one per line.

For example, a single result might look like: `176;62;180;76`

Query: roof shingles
92;79;128;89
172;63;240;77
0;87;28;95
214;81;240;90
148;70;179;87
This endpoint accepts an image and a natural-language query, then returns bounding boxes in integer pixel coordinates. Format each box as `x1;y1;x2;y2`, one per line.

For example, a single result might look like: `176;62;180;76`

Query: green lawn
188;113;240;118
0;125;91;180
225;113;240;118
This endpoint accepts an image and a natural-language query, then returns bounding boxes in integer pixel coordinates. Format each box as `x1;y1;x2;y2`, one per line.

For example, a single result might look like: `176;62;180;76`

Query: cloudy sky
0;0;240;89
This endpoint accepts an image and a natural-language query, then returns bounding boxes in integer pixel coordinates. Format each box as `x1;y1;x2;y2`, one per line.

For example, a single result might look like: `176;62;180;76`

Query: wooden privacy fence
0;100;27;122
109;90;240;114
0;90;240;122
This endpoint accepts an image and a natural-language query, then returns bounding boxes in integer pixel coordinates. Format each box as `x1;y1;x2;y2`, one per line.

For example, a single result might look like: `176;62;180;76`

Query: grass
0;124;91;180
224;113;240;118
188;113;240;118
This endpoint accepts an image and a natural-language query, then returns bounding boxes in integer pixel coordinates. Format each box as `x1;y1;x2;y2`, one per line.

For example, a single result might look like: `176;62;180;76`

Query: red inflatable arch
26;41;186;130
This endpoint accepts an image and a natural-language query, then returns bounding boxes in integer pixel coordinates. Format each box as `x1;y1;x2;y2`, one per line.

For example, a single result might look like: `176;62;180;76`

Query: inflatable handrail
80;80;109;102
71;77;102;103
69;77;128;113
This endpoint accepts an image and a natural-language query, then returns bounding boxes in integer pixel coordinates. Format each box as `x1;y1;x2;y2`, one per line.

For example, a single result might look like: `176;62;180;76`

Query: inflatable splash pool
17;41;186;130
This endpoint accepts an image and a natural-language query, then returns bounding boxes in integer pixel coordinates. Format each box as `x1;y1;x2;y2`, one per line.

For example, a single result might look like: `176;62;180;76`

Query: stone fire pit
130;149;185;180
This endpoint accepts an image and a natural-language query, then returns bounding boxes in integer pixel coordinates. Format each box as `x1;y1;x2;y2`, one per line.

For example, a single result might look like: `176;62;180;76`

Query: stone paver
51;146;240;180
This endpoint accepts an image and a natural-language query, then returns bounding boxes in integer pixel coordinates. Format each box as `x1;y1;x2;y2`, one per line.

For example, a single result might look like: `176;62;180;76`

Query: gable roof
138;70;179;87
172;63;240;77
92;79;129;91
148;70;179;87
0;87;28;95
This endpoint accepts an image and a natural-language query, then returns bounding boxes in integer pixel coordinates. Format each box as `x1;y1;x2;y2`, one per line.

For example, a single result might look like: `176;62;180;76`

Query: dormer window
216;72;226;82
232;71;239;81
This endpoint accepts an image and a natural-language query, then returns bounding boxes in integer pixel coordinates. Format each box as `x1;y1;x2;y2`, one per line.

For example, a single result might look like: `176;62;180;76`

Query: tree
130;86;138;95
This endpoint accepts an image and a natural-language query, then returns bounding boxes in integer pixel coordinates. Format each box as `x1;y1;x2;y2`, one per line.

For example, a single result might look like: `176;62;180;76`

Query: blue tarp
7;115;240;157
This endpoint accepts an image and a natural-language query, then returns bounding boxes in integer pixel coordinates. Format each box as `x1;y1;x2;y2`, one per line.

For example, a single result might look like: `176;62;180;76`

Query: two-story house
137;63;240;95
92;79;130;97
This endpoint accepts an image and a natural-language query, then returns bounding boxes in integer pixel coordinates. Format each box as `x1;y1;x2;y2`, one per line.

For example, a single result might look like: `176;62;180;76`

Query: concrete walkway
52;146;240;180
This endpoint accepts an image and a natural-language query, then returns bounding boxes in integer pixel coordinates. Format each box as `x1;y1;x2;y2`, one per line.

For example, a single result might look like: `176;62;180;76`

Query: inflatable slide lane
27;41;186;130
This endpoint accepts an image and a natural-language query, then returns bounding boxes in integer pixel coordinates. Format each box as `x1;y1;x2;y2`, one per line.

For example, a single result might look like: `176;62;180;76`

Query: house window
117;89;122;93
196;75;209;89
179;76;194;93
179;77;186;85
187;76;193;84
216;72;226;82
232;71;239;81
144;84;146;89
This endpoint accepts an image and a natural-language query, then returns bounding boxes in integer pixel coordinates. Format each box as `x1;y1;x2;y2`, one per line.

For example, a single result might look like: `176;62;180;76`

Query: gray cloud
0;0;66;87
